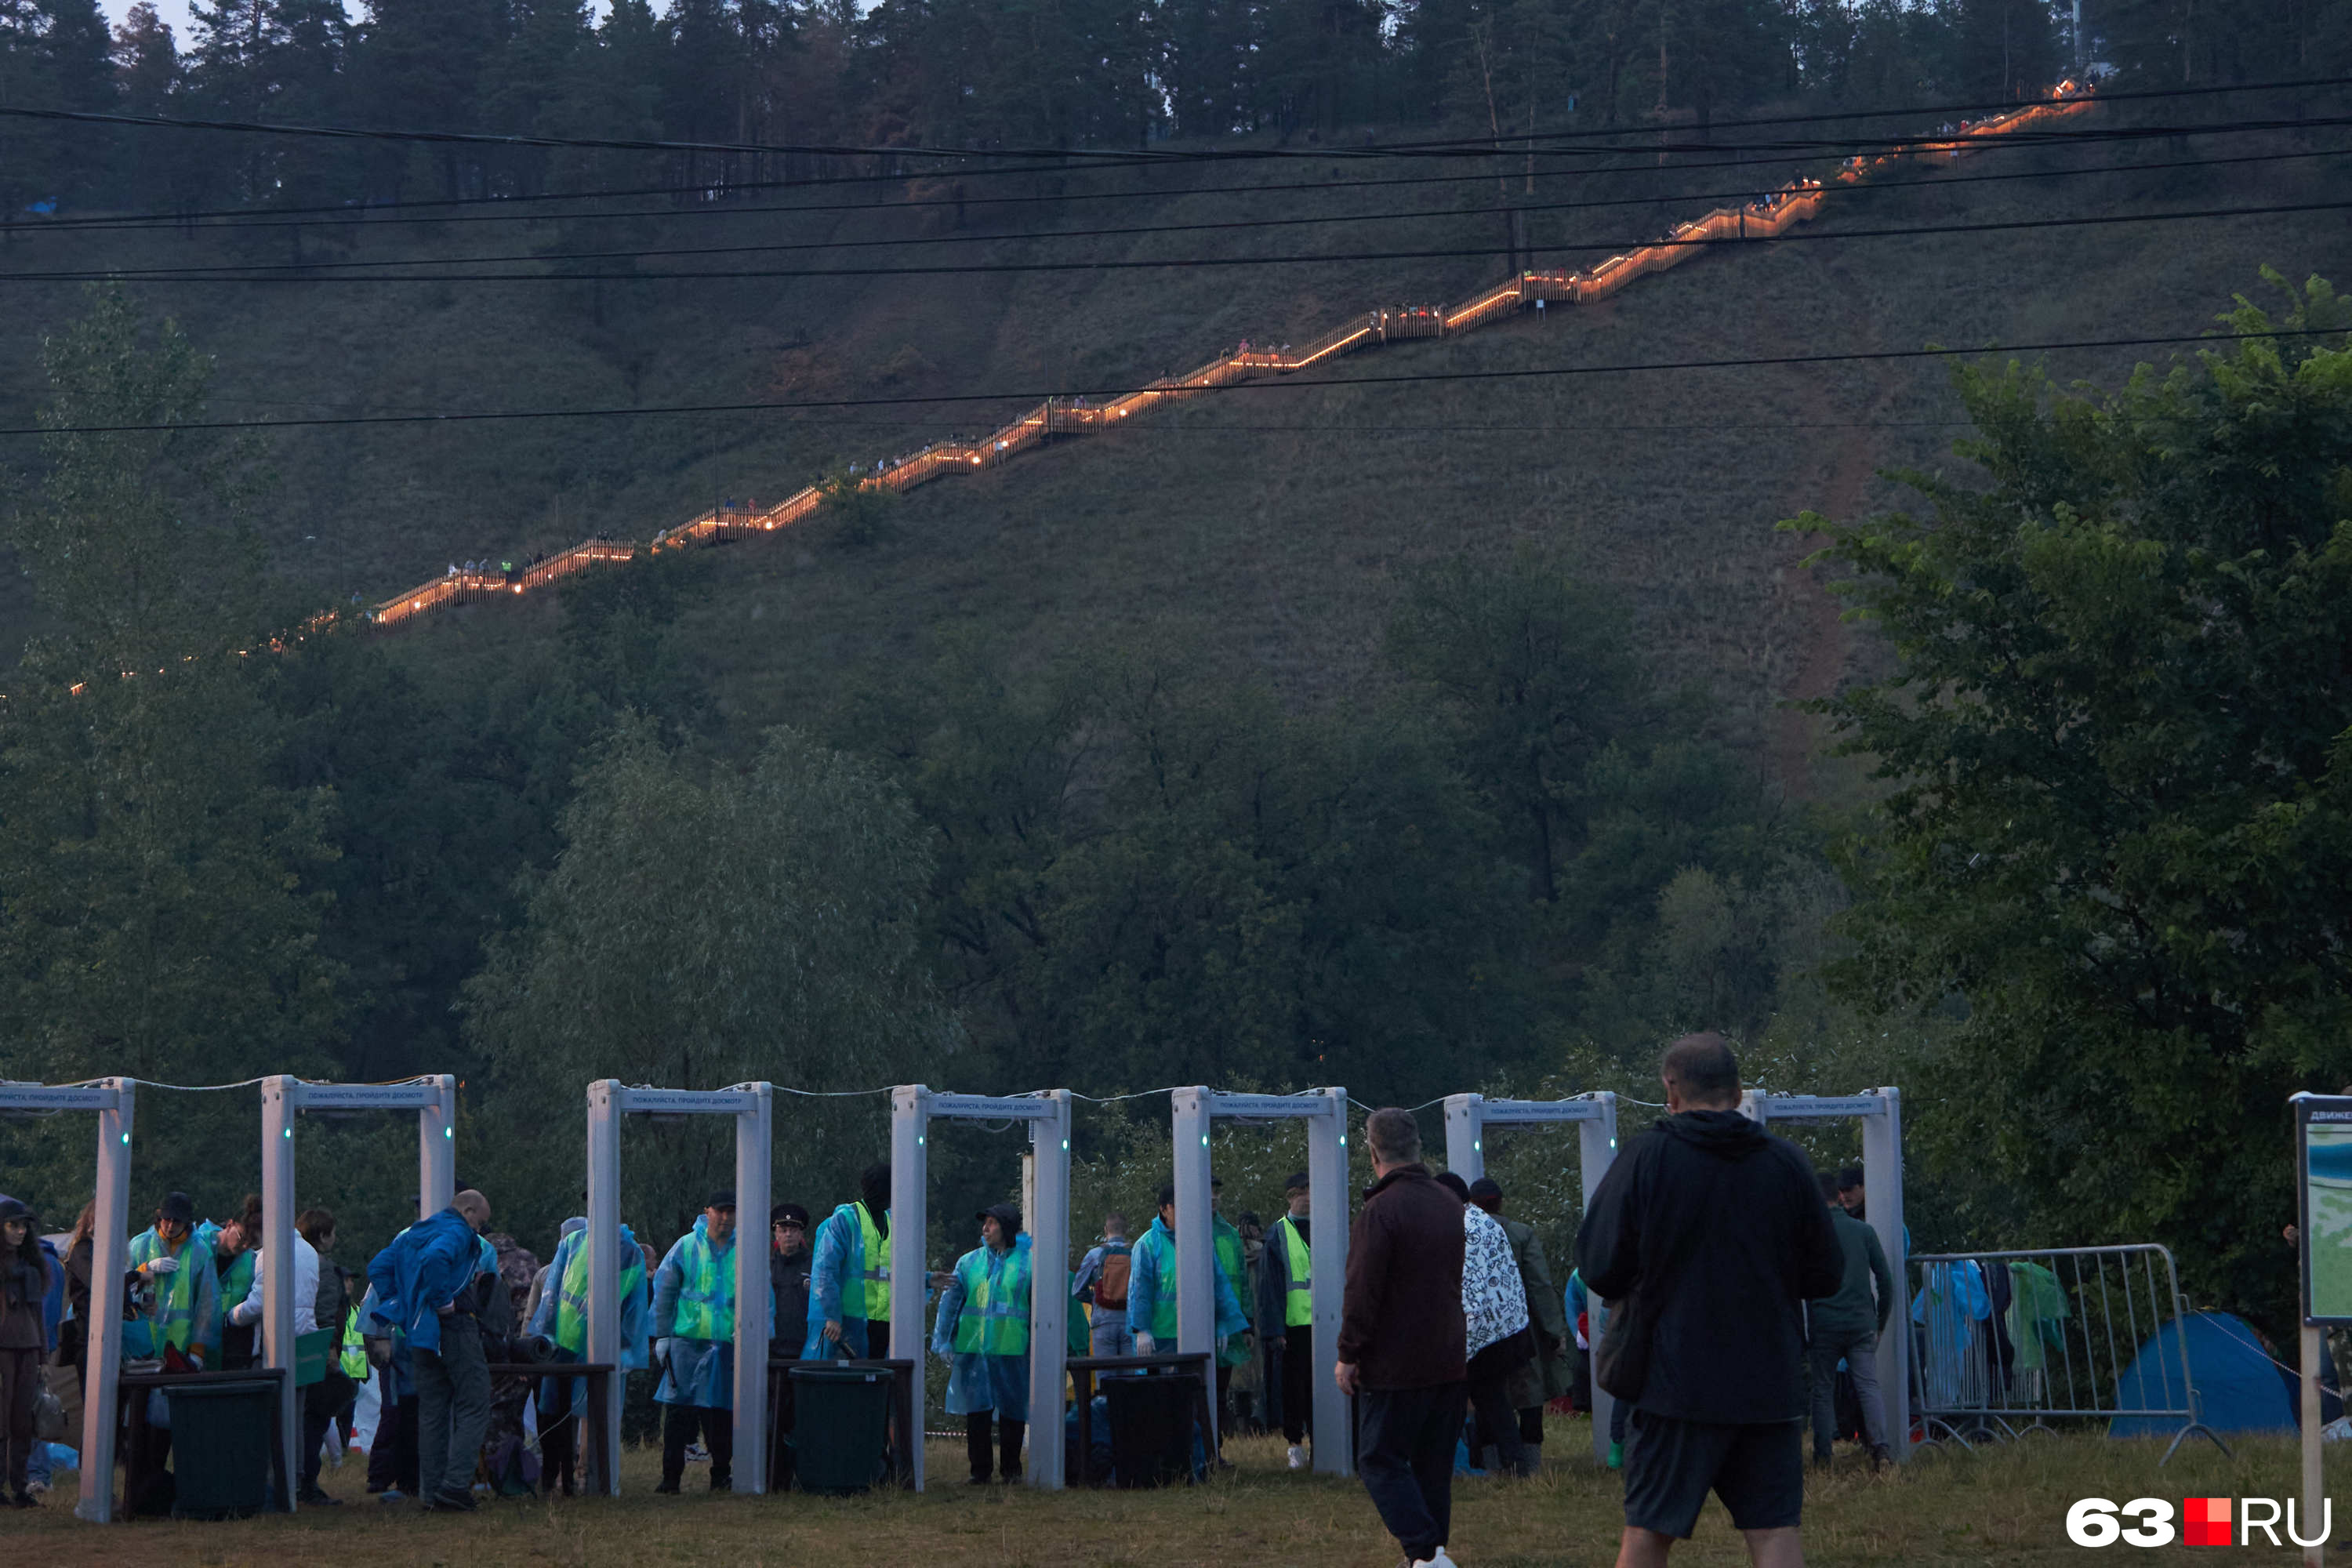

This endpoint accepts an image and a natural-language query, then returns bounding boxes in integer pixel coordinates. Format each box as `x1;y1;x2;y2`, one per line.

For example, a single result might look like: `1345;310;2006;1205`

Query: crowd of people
1338;1033;1891;1568
0;1037;1900;1568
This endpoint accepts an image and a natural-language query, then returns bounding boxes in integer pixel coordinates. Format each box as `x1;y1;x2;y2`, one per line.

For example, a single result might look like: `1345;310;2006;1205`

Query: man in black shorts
1577;1033;1843;1566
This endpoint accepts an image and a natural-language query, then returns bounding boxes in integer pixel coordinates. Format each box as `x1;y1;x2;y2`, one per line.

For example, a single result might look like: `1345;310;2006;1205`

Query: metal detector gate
259;1075;456;1512
889;1085;1073;1491
1441;1091;1620;1464
0;1080;135;1523
1169;1087;1352;1475
1742;1088;1910;1460
584;1080;775;1494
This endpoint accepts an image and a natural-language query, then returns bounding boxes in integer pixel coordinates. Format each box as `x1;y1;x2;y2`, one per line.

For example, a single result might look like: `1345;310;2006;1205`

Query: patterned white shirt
1461;1203;1528;1357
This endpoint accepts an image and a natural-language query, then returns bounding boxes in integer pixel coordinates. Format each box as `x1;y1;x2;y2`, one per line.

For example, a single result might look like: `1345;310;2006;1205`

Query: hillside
3;103;2347;783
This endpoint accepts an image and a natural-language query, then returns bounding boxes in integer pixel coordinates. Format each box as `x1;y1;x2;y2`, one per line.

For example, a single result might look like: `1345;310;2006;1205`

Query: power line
8;328;2337;439
0;130;2217;240
8;96;2343;174
13;196;2345;284
22;142;2347;271
8;73;2347;172
22;91;2346;238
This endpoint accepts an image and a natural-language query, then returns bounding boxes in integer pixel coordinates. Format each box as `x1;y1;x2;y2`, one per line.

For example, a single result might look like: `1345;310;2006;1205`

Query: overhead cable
5;72;2347;169
24;115;2343;238
20;143;2344;271
13;195;2346;284
5;327;2339;439
7;102;2348;176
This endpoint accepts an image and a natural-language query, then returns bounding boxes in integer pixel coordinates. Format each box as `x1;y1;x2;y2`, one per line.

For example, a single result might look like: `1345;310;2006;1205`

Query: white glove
1133;1333;1155;1355
655;1338;673;1366
146;1257;180;1276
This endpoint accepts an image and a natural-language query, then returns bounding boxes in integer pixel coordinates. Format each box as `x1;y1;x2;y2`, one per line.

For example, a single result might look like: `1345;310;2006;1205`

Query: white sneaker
1412;1552;1460;1568
1287;1444;1308;1471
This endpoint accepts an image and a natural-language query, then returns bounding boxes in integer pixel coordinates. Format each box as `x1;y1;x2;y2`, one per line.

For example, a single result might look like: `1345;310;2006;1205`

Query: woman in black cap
1;1196;49;1508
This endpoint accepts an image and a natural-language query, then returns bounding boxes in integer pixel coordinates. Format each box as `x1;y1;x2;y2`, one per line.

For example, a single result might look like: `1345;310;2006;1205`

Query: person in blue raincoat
366;1191;498;1512
1127;1185;1249;1356
526;1216;652;1496
932;1202;1032;1484
805;1163;892;1359
653;1191;746;1494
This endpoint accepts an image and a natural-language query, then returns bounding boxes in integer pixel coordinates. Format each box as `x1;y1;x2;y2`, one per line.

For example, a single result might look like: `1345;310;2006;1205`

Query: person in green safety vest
527;1214;653;1497
806;1163;892;1359
125;1191;220;1368
1260;1170;1316;1469
123;1191;220;1509
1127;1181;1250;1463
931;1201;1032;1484
653;1189;742;1494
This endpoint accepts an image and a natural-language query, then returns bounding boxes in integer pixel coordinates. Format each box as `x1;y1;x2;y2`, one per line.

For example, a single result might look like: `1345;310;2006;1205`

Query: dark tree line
4;0;2346;219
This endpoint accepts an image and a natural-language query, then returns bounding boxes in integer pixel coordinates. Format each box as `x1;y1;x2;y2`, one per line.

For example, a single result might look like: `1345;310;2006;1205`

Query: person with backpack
1072;1214;1134;1358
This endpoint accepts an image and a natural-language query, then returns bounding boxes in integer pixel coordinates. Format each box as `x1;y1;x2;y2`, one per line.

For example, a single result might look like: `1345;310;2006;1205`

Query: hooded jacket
366;1207;485;1356
1577;1108;1842;1425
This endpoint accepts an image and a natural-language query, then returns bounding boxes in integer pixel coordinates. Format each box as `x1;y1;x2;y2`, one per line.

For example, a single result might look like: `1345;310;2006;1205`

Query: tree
0;0;118;217
1795;272;2352;1325
463;717;959;1225
1385;551;1651;903
0;289;340;1192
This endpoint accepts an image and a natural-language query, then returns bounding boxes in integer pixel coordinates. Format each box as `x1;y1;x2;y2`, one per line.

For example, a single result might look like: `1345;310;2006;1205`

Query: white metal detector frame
1740;1087;1910;1461
258;1074;457;1512
889;1085;1073;1492
0;1080;135;1523
583;1080;775;1495
1441;1091;1621;1465
1169;1087;1352;1476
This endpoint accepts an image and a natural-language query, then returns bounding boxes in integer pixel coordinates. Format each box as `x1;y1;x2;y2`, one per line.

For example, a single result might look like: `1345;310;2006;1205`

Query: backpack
1095;1247;1131;1312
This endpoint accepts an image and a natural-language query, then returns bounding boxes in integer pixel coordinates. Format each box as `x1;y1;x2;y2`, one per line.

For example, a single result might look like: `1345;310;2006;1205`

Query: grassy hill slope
3;112;2345;779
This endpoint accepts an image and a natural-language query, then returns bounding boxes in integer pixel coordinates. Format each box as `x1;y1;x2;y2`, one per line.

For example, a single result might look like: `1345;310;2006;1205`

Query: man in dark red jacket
1338;1108;1468;1568
1577;1033;1843;1568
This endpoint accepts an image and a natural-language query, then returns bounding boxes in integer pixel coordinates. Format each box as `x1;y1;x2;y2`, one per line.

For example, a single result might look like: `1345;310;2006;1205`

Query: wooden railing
368;82;2094;629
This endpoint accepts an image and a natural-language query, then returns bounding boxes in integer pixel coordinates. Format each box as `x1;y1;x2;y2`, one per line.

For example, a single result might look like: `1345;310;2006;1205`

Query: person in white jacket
229;1215;321;1338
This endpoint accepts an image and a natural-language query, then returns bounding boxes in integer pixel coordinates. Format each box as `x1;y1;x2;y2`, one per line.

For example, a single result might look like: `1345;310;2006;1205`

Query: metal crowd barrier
1907;1243;2227;1464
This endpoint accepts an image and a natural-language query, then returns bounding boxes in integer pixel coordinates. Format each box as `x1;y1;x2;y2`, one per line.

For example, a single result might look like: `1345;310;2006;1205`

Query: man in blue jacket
368;1189;496;1512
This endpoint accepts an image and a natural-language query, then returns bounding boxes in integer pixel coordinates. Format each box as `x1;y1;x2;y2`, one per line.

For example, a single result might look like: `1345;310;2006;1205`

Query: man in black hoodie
1577;1033;1842;1568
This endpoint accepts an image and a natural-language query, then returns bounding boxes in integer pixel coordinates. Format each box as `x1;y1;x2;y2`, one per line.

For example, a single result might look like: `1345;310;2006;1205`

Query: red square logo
2183;1497;2231;1546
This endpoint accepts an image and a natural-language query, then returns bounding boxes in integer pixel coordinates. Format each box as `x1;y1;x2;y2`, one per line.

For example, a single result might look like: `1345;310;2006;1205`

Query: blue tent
2108;1310;2332;1438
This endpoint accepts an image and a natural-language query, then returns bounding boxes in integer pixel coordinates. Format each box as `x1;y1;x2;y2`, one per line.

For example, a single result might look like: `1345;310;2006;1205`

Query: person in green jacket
194;1196;262;1369
1806;1172;1894;1468
1127;1184;1250;1468
1207;1178;1254;1457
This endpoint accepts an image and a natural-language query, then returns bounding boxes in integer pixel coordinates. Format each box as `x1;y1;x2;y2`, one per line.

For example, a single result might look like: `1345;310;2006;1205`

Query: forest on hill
2;0;2345;220
1;0;2350;1327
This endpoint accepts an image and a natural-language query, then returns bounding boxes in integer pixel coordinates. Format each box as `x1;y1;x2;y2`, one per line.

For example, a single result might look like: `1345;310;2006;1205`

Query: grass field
13;1426;2343;1565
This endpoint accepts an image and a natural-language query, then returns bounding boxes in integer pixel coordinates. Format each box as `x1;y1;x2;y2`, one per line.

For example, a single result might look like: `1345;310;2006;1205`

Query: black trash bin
166;1379;280;1519
789;1367;892;1494
1104;1373;1196;1489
